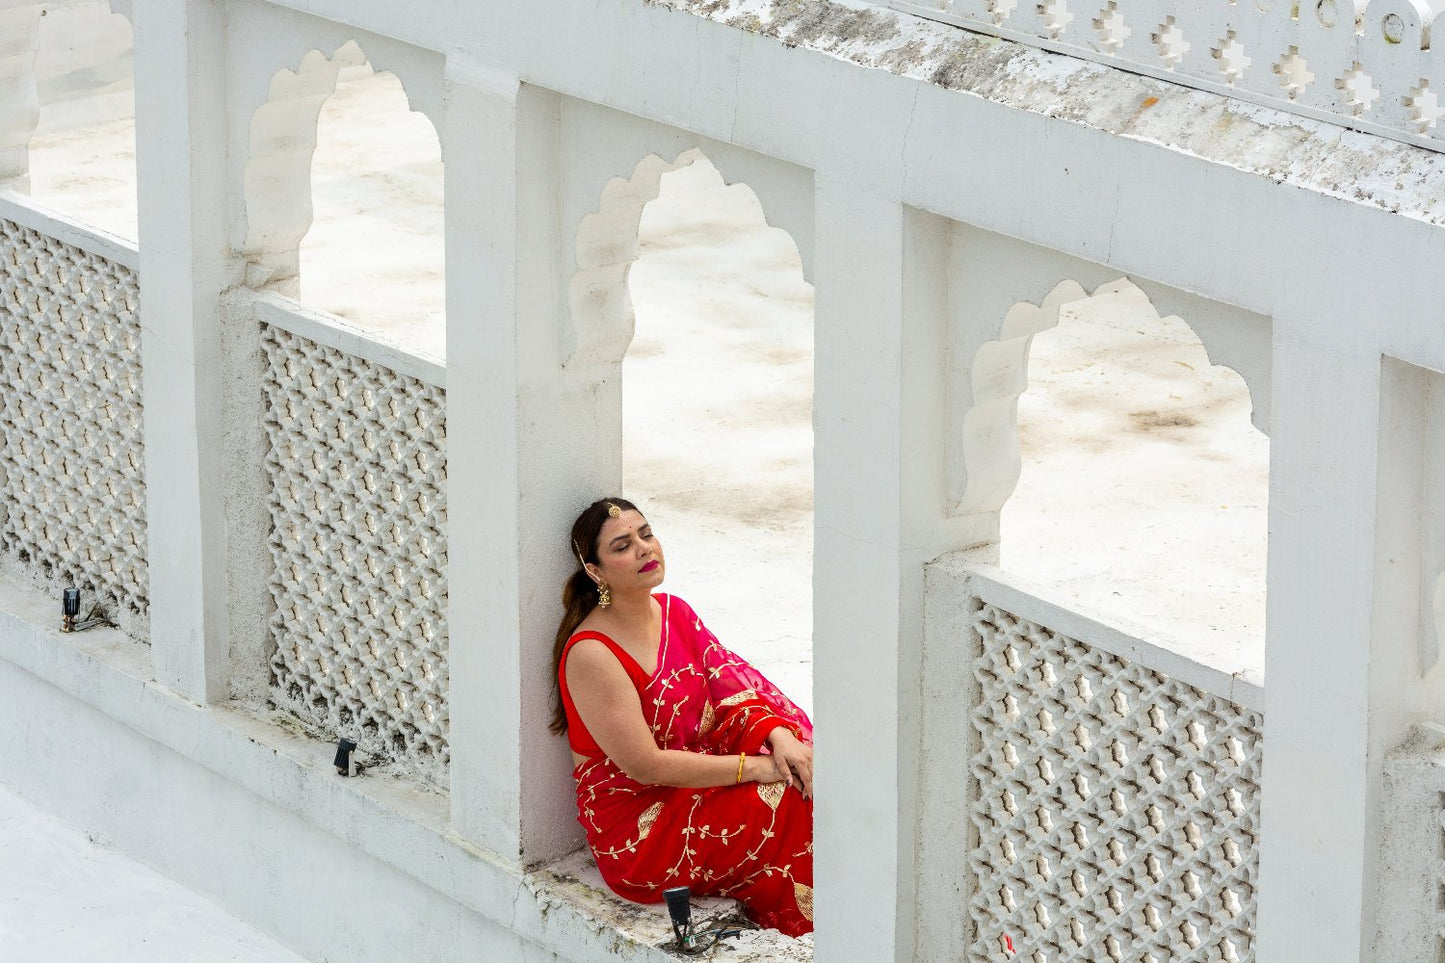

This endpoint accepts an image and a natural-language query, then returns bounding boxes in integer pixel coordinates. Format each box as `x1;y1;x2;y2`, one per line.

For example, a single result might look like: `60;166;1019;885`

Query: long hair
550;496;641;734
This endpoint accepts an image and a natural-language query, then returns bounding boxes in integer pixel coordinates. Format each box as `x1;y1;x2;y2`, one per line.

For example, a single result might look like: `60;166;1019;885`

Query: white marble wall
2;0;1445;960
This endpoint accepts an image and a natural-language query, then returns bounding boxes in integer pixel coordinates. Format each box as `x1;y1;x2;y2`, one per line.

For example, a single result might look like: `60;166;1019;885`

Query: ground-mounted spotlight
333;738;367;777
60;587;112;633
62;588;80;632
664;886;693;947
662;885;748;954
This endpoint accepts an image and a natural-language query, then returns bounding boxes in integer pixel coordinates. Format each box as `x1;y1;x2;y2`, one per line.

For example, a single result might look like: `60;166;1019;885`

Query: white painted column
812;175;924;961
1256;326;1390;960
907;208;976;961
445;67;593;863
133;0;232;702
1371;357;1445;961
445;61;524;858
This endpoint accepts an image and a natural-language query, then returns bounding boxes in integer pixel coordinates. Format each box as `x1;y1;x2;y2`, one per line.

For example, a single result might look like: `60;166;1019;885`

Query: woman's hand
765;727;813;799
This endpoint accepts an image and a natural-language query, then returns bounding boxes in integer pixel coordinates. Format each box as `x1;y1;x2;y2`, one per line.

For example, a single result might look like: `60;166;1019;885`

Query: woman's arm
565;639;782;788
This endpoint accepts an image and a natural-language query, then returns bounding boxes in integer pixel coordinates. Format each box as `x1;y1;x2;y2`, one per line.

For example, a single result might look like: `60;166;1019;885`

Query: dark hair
550;496;642;734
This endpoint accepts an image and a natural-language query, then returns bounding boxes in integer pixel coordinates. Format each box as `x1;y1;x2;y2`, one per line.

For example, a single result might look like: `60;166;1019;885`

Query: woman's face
589;509;665;595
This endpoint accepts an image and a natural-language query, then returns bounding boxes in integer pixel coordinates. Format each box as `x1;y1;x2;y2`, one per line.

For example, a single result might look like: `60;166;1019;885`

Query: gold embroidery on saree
717;689;759;708
637;801;664;840
794;882;813;922
756;780;786;811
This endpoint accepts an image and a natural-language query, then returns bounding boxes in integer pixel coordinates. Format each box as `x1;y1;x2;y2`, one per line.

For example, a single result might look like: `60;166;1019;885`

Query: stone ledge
0;573;809;961
532;848;813;961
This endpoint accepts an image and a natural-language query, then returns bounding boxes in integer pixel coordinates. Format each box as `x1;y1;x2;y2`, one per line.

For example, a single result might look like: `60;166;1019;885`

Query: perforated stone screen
969;600;1262;962
261;323;449;779
0;217;147;627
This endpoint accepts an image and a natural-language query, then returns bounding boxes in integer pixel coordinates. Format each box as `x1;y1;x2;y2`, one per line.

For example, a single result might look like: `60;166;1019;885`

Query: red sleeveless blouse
558;629;655;758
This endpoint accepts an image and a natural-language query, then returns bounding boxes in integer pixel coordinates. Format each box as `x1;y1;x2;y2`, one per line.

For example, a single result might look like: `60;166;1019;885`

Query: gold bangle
735;752;747;784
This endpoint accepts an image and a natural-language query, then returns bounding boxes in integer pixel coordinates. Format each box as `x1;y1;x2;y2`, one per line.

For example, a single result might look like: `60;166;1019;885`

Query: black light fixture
662;885;747;954
664;886;693;947
61;588;80;632
333;738;365;777
60;587;110;633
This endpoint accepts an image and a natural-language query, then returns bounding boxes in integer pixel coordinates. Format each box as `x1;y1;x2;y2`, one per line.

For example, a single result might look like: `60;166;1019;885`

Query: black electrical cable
673;923;746;955
663;886;755;955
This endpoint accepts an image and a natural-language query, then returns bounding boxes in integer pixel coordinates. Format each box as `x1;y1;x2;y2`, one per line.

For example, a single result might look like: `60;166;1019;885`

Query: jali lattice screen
261;323;449;778
969;601;1261;962
0;217;148;626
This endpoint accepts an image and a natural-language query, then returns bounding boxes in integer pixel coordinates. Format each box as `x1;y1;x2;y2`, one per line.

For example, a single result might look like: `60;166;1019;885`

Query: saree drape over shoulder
558;594;814;937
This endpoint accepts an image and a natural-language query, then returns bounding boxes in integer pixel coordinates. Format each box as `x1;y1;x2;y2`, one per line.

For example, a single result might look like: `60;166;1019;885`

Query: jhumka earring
597;583;612;608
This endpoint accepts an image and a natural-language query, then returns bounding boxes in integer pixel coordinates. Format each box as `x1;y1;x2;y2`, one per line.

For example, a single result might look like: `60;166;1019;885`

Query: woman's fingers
750;740;815;798
774;753;795;788
792;748;813;798
781;747;810;797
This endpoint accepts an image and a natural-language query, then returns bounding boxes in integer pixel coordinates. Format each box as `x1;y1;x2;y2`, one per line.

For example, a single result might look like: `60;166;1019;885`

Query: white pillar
445;67;594;863
133;0;232;702
1256;327;1392;960
1371;357;1445;960
812;175;923;961
908;208;976;961
445;61;523;858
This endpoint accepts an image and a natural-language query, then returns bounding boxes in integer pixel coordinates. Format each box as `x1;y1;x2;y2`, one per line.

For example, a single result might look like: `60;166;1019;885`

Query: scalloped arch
566;146;809;368
240;39;440;292
0;0;133;187
958;276;1260;519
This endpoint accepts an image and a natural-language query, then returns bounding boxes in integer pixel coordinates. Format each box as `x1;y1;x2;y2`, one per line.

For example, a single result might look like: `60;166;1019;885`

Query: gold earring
597;583;611;608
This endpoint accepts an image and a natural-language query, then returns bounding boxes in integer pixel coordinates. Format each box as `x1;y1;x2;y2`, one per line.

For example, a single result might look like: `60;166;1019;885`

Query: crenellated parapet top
888;0;1445;151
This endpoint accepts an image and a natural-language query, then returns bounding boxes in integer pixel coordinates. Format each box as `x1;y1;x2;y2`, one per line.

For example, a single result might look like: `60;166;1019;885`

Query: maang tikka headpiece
572;503;623;570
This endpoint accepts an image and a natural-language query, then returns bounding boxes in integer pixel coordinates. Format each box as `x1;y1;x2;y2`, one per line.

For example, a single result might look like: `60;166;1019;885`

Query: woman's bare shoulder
563;633;621;673
563;637;636;701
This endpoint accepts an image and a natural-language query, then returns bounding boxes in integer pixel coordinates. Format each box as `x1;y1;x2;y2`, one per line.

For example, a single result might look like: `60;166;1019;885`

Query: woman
551;497;815;937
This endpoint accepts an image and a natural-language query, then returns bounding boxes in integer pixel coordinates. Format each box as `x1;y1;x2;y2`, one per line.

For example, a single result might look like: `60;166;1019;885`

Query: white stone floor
0;783;308;963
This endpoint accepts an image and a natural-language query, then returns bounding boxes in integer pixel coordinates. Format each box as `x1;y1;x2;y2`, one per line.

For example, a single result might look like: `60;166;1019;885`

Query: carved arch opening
5;1;136;234
567;145;813;369
242;39;444;325
576;149;816;706
967;277;1270;649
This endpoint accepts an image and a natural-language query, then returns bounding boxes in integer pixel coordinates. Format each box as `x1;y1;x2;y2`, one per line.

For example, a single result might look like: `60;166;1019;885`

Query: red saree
559;594;815;936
